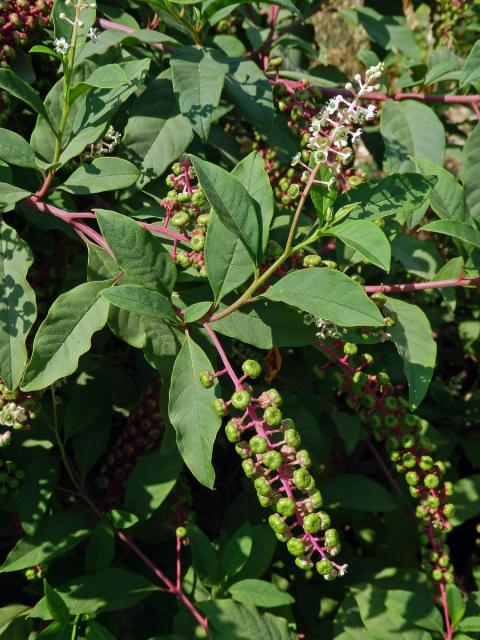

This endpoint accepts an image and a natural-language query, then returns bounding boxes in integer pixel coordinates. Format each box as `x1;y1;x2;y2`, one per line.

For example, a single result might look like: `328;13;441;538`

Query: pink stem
439;574;453;639
117;531;209;633
97;17;176;52
364;277;480;293
203;323;243;388
176;535;182;591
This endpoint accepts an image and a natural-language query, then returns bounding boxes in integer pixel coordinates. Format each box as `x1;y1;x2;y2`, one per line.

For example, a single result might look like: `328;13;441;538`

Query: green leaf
413;157;466;221
223;522;253;579
232;150;274;253
384;297;437;409
335;174;436;222
200;600;295;640
321;474;397;512
59;158;140;195
0;69;51;127
183;301;212;323
263;268;384;327
203;0;302;22
85;621;116;640
212;301;316;349
447;584;465;627
0;510;90;573
102;285;177;322
96;210;176;294
224;58;275;129
0;221;36;389
168;335;221;488
85;516;115;574
458;617;480;632
22;280;112;391
31;569;155;618
185;522;219;583
83;64;130;89
0;128;37;168
124;435;183;520
0;182;31;212
171;46;228;139
44;582;70;625
460;40;480;87
121;73;193;189
391;234;442;279
108;510;139;530
461;123;480;223
311;166;337;223
451;474;480;526
384;590;444;633
30;44;61;60
73;411;111;480
16;458;59;537
329;219;391;271
420;220;480;249
190;155;260;260
380;100;445;172
228;579;294;608
331;412;365;455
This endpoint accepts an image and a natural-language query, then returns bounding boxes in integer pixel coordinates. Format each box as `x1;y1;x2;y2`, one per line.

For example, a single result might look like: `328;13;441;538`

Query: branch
97;17;176;52
364;277;480;294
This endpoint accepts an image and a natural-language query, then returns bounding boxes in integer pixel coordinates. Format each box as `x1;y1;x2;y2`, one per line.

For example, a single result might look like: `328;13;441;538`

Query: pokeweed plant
0;1;480;639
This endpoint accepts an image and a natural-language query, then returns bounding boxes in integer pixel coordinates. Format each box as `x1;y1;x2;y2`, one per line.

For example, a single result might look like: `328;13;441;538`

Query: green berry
405;471;419;486
190;235;205;252
297;449;311;468
176;526;187;538
235;441;250;458
303;513;321;534
309;490;323;508
199;370;213;388
293;468;311;490
254;477;272;497
225;421;241;443
303;255;322;268
242;459;255;478
424;474;439;489
284;428;301;448
287;538;305;557
343;343;358;356
264;406;282;426
295;557;312;571
258;495;272;507
212;399;228;416
419;456;433;471
263;450;283;470
249;435;268;454
316;559;333;575
276;497;296;517
171;212;190;228
384;396;398;410
268;513;286;533
443;503;455;518
402;453;417;469
242;359;262;379
231;390;251;410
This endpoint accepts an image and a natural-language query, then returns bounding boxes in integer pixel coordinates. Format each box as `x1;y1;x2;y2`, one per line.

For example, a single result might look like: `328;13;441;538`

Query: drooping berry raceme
201;357;348;579
0;0;52;67
318;340;455;586
0;381;39;448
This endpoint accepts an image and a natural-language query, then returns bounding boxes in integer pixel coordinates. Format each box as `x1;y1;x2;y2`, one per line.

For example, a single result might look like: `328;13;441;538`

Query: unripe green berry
212;399;228;416
343;343;358;356
199;370;213;388
402;453;417;469
309;490;323;508
268;513;286;533
303;513;322;534
242;359;262;379
258;495;272;507
284;428;301;447
371;292;387;307
264;406;282;426
276;497;296;517
254;477;272;497
197;213;211;226
384;396;398;410
432;569;443;581
377;372;390;385
295;557;312;571
231;390;251;410
424;474;439;489
419;456;433;471
287;538;305;556
293;468;311;490
263;450;283;470
190;235;205;252
443;503;455;518
249;435;268;454
171;212;190;228
297;449;311;468
316;559;333;575
303;254;322;268
325;528;339;546
235;441;250;458
225;421;241;443
176;526;187;538
242;459;255;478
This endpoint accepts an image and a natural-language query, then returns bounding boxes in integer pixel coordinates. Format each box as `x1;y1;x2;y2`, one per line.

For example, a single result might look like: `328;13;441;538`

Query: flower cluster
0;458;24;495
162;158;210;276
96;380;164;500
54;0;97;55
321;340;455;585
86;125;122;159
201;359;347;579
0;0;52;66
0;381;39;448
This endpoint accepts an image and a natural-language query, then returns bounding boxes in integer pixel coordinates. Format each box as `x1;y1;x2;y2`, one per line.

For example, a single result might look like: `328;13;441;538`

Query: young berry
419;456;433;471
317;511;331;530
254;477;272;497
293;468;311;490
343;343;358;356
225;421;241;443
424;474;439;489
176;526;187;538
297;449;312;468
264;406;282;426
242;459;255;478
284;428;301;448
199;370;213;388
325;528;339;546
258;495;272;507
268;513;286;533
377;372;390;385
384;396;398;410
231;390;251;410
287;538;305;557
295;557;313;571
276;497;296;517
402;453;416;469
443;503;455;518
249;435;268;454
242;359;262;379
212;399;228;416
303;513;321;534
309;490;323;508
303;255;322;268
197;213;211;226
405;471;419;486
263;450;283;470
316;559;333;576
235;441;250;458
171;212;190;228
267;388;283;406
190;235;205;252
371;292;387;307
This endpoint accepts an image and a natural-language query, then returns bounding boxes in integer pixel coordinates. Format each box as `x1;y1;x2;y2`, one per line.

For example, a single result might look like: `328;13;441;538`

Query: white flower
337;564;348;577
88;27;99;41
365;104;377;120
309;119;322;135
291;152;301;167
54;37;70;55
351;128;362;143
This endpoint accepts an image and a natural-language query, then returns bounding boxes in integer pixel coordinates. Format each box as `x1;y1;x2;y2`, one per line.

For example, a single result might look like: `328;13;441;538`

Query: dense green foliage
1;1;480;638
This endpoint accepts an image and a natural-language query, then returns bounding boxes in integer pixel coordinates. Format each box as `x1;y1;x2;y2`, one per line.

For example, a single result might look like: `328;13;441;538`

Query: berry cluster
96;381;164;500
201;359;347;579
0;458;24;494
434;0;473;50
0;0;51;66
162;158;210;276
320;340;455;585
0;381;39;448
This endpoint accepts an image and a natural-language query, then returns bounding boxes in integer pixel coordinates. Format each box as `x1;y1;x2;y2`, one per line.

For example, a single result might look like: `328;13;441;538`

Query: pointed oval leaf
60;158;140;195
420;220;480;249
102;285;177;322
228;579;294;608
0;128;37;168
329;219;391;271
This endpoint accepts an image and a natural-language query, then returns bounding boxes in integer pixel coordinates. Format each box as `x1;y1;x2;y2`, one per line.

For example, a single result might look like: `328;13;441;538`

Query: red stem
97;17;176;52
364;277;480;294
439;581;453;640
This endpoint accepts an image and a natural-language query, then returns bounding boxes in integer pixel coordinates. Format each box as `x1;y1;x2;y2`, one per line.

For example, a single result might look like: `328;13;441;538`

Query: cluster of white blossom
54;0;98;55
304;315;348;341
